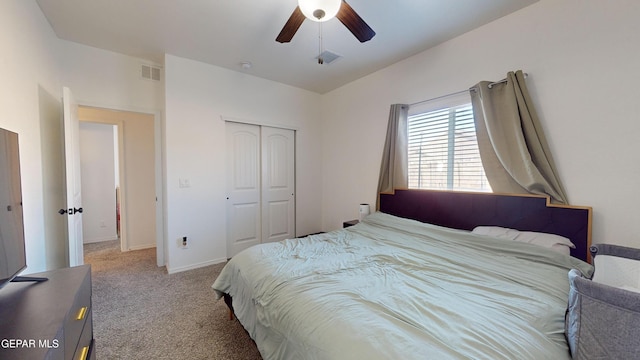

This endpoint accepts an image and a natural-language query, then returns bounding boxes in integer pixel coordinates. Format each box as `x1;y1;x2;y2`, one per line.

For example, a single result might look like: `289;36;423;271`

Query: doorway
79;122;120;246
78;106;162;264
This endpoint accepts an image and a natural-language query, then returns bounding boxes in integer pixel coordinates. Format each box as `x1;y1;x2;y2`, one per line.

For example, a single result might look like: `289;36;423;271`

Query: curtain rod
409;89;469;107
409;73;528;107
488;72;528;89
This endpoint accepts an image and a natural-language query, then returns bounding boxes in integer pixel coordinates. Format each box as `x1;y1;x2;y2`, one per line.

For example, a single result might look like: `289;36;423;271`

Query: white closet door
261;127;295;243
226;122;296;258
226;122;261;257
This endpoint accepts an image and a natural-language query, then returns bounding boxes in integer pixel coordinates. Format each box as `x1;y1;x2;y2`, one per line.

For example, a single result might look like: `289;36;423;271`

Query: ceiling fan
276;0;376;44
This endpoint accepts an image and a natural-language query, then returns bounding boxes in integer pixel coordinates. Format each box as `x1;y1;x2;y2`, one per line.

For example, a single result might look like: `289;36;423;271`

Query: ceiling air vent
316;50;342;65
141;64;161;81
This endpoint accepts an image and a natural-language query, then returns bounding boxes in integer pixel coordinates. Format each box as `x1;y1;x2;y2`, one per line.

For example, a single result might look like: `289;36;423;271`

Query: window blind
407;104;491;192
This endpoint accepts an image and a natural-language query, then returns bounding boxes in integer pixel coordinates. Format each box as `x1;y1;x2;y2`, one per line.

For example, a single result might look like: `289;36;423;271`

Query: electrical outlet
177;236;189;249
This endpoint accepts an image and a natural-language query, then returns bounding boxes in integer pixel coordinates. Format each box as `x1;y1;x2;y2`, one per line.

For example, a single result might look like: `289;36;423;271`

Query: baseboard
127;243;156;251
166;257;227;274
84;236;119;244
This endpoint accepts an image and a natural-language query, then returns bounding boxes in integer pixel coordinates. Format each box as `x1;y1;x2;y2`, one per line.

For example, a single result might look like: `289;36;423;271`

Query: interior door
62;87;84;266
226;122;261;257
261;127;295;243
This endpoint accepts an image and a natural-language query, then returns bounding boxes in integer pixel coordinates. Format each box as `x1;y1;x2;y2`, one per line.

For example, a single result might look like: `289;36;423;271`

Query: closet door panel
262;127;295;243
226;122;261;257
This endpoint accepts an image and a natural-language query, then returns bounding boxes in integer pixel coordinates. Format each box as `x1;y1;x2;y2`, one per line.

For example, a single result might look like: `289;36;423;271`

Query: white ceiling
36;0;538;94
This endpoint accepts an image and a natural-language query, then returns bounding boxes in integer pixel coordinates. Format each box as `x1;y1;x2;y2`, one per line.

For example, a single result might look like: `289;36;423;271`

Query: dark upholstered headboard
379;189;593;263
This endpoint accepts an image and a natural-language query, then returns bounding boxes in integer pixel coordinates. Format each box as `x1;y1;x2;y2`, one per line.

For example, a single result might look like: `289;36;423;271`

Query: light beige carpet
85;241;262;360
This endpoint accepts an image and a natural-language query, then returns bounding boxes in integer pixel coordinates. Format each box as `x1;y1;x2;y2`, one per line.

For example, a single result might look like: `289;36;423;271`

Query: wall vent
141;64;162;81
316;50;342;65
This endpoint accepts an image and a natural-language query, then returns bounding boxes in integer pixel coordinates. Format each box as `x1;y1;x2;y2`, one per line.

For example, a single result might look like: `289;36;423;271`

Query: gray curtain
377;104;409;208
470;70;568;204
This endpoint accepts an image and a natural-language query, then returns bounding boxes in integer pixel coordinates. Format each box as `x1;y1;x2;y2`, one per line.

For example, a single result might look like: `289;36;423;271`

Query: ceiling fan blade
336;1;376;43
276;6;306;43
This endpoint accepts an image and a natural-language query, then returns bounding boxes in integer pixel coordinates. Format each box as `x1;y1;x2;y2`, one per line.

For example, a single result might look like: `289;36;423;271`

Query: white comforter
212;212;593;360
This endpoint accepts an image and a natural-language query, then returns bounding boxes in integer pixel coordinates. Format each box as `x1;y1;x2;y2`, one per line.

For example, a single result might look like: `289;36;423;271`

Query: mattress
212;212;593;360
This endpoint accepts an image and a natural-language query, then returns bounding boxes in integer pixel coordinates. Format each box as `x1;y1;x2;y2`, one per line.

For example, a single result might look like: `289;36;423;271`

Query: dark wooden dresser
0;265;95;360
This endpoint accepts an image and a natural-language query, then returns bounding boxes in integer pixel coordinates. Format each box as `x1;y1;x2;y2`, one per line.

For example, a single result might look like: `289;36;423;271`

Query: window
407;98;491;192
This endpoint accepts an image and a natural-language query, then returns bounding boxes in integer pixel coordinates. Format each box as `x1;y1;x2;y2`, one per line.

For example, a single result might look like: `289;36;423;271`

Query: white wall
0;1;63;272
164;54;323;273
79;122;118;243
58;40;163;113
320;0;640;249
114;111;156;251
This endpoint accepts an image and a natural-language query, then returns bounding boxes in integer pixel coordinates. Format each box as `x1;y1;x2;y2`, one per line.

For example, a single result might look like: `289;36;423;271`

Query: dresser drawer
63;269;92;358
73;309;93;360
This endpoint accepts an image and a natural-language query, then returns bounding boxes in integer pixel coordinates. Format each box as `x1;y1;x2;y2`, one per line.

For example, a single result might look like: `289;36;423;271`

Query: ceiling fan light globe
298;0;341;22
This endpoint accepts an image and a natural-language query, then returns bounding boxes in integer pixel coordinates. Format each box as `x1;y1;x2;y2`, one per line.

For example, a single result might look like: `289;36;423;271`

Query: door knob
58;207;83;215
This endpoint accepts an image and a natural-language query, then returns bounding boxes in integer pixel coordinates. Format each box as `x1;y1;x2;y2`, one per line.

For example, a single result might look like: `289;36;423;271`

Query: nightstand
343;219;359;228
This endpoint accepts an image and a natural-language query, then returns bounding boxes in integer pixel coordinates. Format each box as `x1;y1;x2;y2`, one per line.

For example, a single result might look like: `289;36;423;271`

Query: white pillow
472;226;575;255
471;226;520;240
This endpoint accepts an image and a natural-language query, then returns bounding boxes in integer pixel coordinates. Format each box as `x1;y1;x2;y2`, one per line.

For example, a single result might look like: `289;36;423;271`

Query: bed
212;190;594;359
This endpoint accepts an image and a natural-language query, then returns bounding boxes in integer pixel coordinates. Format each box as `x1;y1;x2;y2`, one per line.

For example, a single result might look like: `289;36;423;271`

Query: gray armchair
566;244;640;359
